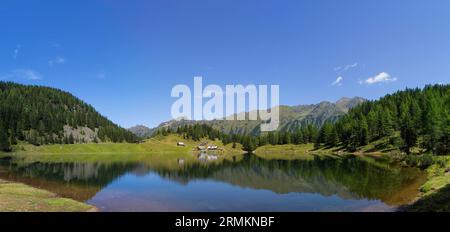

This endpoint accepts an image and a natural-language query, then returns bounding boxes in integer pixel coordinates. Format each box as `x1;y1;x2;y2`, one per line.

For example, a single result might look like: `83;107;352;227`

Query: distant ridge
128;125;153;138
131;97;365;137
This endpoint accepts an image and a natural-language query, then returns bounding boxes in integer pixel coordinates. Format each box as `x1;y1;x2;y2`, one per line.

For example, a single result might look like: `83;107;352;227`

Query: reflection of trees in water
2;161;136;188
153;155;424;205
0;158;137;201
0;155;425;206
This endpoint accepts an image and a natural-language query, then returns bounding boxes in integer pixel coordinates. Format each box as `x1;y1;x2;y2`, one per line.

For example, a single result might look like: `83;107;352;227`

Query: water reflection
197;153;219;162
0;154;425;211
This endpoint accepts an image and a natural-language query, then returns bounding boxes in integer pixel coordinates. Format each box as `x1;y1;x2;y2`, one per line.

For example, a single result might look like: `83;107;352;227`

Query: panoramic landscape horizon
0;0;449;221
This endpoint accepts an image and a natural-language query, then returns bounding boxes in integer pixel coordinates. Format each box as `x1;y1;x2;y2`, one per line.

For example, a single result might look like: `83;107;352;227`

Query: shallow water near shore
0;154;426;212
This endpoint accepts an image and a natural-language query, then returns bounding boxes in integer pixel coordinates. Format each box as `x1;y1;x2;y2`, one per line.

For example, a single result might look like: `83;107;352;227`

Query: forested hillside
156;84;449;155
0;82;138;151
319;84;449;155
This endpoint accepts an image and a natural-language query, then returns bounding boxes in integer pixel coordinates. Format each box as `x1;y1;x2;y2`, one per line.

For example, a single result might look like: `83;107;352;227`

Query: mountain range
129;97;365;138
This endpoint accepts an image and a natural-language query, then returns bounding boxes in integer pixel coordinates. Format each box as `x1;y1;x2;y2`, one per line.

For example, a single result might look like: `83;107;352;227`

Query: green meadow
1;134;244;165
0;179;96;212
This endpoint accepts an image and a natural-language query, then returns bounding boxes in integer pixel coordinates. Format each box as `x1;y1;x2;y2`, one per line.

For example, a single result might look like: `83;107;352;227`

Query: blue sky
1;0;449;128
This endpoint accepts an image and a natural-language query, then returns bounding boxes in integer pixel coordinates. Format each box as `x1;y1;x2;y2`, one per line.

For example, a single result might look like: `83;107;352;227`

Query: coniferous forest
156;84;449;155
331;84;449;155
0;82;138;151
1;82;448;156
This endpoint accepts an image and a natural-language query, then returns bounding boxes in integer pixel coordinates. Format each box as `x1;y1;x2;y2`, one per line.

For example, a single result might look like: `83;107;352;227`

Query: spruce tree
422;97;442;153
359;118;369;146
0;125;11;151
242;135;255;153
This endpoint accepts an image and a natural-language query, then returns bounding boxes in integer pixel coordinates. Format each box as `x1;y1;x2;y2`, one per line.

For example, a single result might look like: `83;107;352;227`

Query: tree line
0;82;138;151
155;123;320;153
326;84;449;155
157;84;449;155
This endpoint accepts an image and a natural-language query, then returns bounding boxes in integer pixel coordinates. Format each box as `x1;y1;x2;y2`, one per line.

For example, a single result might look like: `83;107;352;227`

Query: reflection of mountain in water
0;155;425;206
153;155;425;206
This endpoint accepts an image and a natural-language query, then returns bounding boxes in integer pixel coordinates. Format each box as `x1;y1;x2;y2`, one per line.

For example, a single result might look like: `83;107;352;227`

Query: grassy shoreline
1;140;449;212
8;134;245;155
400;156;450;211
1;134;244;164
256;143;450;211
0;178;97;212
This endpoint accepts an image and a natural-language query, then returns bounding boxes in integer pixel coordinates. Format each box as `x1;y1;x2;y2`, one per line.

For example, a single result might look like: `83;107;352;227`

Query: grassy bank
254;143;335;160
0;134;244;165
255;142;450;211
253;140;394;160
8;134;243;154
0;179;96;212
401;156;450;211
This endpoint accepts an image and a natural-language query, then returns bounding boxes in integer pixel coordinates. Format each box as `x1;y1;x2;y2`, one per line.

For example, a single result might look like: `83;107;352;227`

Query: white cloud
343;62;358;71
363;72;397;85
0;69;42;80
334;62;358;72
48;56;65;67
14;69;41;80
13;45;21;59
331;76;343;86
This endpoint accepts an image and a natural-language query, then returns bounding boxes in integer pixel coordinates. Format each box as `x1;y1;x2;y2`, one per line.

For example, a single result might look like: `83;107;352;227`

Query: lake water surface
0;154;426;212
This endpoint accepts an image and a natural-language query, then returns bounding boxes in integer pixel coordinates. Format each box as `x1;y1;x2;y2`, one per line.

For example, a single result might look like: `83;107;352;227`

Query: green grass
13;139;186;155
254;144;316;160
10;134;243;155
254;143;341;160
403;184;450;212
0;179;96;212
3;134;244;166
399;156;450;211
419;156;450;195
346;138;450;211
